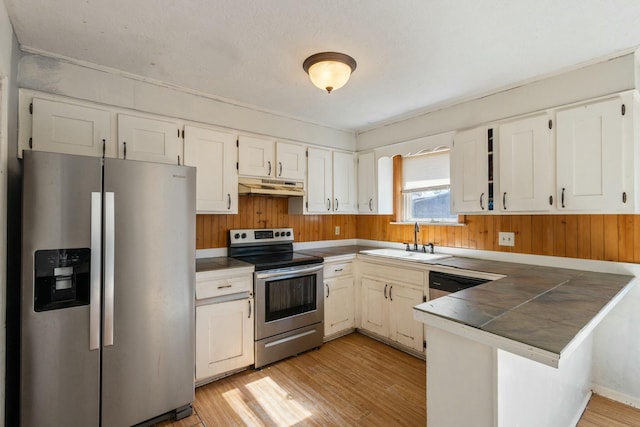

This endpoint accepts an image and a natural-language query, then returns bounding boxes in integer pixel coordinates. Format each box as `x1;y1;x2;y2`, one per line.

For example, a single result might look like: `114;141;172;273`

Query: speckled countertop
297;245;377;258
196;256;253;273
416;259;635;356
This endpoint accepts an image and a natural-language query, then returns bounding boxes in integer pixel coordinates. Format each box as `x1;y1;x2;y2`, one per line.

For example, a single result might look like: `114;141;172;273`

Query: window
402;150;457;223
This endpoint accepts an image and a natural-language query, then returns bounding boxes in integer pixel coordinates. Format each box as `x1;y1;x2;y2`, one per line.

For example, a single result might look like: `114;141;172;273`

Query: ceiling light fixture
303;52;357;93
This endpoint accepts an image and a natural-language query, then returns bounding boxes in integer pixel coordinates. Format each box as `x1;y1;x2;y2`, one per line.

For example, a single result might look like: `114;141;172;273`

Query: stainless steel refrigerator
20;150;196;427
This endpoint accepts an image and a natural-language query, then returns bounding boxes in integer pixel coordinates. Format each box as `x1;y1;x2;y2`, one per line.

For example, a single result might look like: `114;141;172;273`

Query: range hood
238;177;305;197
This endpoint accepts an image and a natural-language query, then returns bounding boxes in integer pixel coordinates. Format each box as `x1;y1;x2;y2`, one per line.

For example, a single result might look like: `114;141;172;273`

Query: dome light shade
303;52;357;93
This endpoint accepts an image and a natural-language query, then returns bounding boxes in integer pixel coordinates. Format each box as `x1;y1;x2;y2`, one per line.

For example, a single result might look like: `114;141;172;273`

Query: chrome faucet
413;222;420;251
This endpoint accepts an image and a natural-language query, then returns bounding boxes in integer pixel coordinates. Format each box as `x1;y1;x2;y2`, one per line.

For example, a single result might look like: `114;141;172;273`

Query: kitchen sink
360;248;451;262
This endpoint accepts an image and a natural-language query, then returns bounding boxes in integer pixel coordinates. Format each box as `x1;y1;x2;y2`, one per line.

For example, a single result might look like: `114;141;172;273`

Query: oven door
255;264;324;340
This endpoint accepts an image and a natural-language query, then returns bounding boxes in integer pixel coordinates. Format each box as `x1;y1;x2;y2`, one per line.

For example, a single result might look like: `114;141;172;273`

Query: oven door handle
256;264;323;280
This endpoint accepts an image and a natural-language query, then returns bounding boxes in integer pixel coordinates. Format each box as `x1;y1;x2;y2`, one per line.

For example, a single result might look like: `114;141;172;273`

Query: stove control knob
234;233;240;239
275;232;280;237
241;233;247;239
286;231;292;236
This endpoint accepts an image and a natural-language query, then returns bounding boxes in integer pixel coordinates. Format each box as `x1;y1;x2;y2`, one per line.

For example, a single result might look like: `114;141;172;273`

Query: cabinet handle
623;192;628;204
217;284;233;289
369;198;373;211
123;141;127;160
102;139;106;157
561;188;566;208
334;268;343;272
327;198;331;211
267;161;272;176
335;198;339;211
278;161;283;177
248;300;252;319
227;193;231;210
549;195;553;206
384;284;388;299
502;192;507;210
480;193;485;210
389;286;393;301
326;283;330;298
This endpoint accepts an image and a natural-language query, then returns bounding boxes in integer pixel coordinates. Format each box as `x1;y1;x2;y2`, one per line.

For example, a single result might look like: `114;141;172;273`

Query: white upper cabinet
301;148;357;214
30;97;113;158
238;136;305;180
556;95;635;212
332;151;357;213
183;126;238;213
276;142;306;180
358;151;377;213
451;125;493;213
238;135;274;177
498;114;555;212
117;114;182;165
306;147;333;212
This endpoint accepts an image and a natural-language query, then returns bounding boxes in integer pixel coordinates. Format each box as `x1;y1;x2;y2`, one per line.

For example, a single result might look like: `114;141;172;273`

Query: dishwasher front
428;270;490;300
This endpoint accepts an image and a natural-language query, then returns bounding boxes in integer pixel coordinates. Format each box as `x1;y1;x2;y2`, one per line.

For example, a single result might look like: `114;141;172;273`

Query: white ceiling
5;0;640;131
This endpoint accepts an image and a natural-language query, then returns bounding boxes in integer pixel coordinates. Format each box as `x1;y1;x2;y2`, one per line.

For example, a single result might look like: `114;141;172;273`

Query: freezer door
101;158;196;426
21;151;102;427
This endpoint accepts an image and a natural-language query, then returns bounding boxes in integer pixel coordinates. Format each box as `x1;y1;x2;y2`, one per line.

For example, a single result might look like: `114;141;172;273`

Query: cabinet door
451;126;490;213
324;275;355;337
307;147;333;212
360;278;389;337
498;114;554;211
358;152;377;213
184;126;238;213
333;151;357;212
556;97;632;211
117;114;182;165
276;142;306;181
31;97;112;157
238;135;275;177
389;284;424;353
195;298;254;381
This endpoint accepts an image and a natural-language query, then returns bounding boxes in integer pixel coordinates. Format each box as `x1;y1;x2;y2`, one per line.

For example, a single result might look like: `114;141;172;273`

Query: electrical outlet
335;226;340;236
499;232;515;247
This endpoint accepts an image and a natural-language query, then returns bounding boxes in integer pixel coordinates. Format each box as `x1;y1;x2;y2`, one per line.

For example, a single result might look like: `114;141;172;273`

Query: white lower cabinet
360;261;426;353
195;267;254;384
195;298;254;383
323;261;355;338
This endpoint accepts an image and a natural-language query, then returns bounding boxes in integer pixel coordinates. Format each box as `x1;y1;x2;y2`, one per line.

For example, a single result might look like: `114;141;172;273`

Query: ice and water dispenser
34;248;91;311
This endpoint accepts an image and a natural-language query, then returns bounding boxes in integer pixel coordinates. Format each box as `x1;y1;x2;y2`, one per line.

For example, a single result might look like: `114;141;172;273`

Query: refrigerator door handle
90;192;102;350
104;192;115;347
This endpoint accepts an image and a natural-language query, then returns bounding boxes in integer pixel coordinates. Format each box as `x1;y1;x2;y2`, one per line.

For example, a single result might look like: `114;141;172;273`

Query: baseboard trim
591;384;640;409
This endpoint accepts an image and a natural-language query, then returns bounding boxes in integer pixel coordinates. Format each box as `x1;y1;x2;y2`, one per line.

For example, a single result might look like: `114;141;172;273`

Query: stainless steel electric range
228;228;324;368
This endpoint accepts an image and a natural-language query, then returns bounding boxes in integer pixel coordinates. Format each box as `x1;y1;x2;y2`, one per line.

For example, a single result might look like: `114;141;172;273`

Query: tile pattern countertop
298;245;377;259
417;258;634;355
196;257;253;273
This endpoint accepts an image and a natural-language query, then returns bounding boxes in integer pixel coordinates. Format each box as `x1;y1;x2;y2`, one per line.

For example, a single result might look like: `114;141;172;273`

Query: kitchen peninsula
414;259;636;427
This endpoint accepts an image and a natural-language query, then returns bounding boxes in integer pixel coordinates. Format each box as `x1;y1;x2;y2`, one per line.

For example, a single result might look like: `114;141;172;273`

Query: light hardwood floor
159;332;640;426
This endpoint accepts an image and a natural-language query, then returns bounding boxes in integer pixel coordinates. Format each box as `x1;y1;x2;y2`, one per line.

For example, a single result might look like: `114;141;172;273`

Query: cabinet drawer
196;274;253;300
324;262;353;278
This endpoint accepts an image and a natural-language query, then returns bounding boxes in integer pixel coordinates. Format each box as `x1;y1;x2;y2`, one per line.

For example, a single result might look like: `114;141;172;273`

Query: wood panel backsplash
196;196;356;249
357;214;640;263
197;197;640;264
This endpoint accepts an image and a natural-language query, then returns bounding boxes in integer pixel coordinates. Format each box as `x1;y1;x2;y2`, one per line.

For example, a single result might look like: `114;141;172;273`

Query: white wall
18;54;357;151
357;52;638;151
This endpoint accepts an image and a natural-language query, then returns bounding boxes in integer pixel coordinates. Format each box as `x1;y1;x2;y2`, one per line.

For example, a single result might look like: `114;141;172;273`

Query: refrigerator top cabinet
21;151;196;427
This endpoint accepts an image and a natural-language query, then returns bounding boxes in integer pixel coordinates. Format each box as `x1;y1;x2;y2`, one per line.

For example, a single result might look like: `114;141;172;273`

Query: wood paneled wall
197;197;640;264
357;214;640;263
196;196;356;249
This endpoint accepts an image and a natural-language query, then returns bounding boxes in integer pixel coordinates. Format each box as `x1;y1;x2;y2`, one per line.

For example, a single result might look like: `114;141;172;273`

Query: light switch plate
335;226;340;236
499;231;515;247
